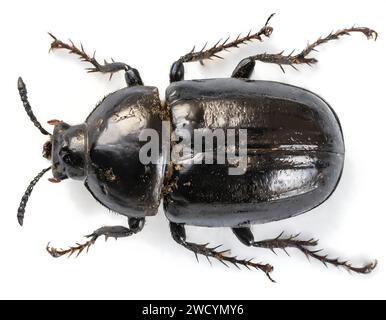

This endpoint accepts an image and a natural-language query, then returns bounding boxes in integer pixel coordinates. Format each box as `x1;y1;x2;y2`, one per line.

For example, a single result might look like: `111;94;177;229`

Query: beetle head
50;121;88;181
16;77;88;226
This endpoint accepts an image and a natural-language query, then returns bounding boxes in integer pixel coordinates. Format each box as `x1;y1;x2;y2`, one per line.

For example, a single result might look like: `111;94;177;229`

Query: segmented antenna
17;77;50;136
17;167;51;226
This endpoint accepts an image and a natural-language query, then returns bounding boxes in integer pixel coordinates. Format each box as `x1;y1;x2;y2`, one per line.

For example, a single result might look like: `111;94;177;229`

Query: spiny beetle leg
170;222;275;282
232;227;377;275
46;218;145;258
232;26;378;78
169;13;275;82
48;33;143;86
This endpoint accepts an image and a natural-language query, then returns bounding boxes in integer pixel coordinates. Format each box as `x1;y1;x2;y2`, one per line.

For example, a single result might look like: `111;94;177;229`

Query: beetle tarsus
295;245;378;275
48;33;143;86
46;238;96;258
46;218;145;258
170;222;275;282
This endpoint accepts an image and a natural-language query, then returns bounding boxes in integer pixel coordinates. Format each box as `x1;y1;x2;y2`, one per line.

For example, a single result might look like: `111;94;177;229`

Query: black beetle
17;15;378;281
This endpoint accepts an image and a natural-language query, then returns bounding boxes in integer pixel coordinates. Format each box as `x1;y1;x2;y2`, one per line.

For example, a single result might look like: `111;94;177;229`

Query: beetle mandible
17;14;378;281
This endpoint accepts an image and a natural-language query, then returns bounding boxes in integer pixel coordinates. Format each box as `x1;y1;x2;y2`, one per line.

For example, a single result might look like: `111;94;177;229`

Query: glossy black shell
163;78;345;227
84;86;164;217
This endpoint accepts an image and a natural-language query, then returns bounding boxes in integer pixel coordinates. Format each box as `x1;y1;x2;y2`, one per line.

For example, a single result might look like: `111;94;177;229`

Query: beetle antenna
17;77;51;136
17;167;51;226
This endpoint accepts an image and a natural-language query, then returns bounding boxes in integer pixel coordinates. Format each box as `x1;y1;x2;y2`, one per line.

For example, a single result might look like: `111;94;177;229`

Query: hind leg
232;227;376;274
232;26;377;78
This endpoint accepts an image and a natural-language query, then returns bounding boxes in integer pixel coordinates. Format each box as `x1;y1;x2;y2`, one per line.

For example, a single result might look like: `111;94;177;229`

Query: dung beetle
17;14;378;282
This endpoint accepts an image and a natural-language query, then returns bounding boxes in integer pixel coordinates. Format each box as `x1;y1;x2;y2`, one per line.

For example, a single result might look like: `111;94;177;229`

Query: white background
0;0;385;300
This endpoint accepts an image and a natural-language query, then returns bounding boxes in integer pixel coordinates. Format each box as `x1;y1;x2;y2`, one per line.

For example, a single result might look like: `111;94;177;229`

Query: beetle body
17;22;378;277
51;78;344;227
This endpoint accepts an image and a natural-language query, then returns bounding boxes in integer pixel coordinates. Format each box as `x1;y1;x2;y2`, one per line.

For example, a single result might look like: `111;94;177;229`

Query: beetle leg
46;217;145;258
169;13;275;82
48;33;143;86
232;228;377;275
232;26;378;78
169;222;275;282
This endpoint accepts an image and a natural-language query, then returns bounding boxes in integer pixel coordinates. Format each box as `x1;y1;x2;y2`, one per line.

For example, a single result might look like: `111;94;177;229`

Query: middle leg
170;222;275;282
169;13;275;82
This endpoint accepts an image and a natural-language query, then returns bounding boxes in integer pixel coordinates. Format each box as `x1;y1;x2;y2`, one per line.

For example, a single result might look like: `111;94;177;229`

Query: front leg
46;217;145;258
48;33;143;86
169;222;275;282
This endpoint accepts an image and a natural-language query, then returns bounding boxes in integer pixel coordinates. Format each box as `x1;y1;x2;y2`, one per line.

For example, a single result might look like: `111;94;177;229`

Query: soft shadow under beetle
17;14;378;281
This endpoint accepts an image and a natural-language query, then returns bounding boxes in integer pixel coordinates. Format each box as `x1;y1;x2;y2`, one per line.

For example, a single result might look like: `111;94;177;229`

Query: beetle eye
62;153;74;165
60;147;82;167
